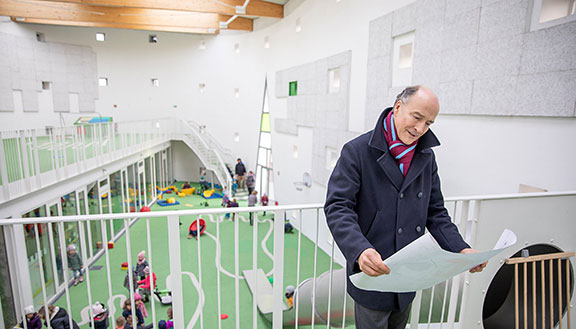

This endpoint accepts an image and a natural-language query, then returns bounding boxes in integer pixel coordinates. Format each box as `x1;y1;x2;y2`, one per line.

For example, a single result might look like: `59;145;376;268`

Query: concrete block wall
275;51;352;185
0;32;98;113
365;0;576;127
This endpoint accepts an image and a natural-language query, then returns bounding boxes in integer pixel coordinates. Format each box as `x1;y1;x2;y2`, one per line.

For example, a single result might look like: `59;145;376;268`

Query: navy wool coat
324;107;469;311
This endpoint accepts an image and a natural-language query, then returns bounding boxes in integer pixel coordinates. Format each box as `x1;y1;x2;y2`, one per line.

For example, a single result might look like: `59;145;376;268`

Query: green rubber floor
51;182;341;329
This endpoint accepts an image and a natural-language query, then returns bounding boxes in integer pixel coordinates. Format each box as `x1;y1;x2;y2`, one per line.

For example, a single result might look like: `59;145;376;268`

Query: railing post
272;209;285;329
167;215;185;329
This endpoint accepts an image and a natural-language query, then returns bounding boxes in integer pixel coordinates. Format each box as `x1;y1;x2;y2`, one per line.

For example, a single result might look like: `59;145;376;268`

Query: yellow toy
167;197;176;204
203;189;214;198
158;194;163;200
181;188;196;195
178;192;185;197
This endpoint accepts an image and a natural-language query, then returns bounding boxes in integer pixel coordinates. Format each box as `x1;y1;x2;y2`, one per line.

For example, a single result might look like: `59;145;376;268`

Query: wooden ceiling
0;0;285;35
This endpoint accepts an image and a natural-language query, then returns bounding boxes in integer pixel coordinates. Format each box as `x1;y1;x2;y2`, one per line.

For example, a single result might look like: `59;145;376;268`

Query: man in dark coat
235;158;247;189
324;85;486;329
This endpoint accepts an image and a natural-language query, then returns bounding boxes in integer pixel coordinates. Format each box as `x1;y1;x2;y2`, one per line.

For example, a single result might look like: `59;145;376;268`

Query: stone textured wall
0;32;98;113
275;51;356;185
365;0;576;129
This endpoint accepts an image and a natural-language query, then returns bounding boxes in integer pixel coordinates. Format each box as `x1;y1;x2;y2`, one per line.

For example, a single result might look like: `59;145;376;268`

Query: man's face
393;89;439;145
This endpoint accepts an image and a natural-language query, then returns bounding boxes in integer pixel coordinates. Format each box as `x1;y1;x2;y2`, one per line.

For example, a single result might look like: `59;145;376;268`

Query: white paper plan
350;229;517;293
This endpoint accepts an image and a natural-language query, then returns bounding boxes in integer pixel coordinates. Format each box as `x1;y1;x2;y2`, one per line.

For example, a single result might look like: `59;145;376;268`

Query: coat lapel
401;150;431;190
369;107;403;191
377;152;404;191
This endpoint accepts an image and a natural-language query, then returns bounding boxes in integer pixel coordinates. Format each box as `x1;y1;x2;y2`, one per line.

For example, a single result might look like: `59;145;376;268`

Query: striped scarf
382;111;418;176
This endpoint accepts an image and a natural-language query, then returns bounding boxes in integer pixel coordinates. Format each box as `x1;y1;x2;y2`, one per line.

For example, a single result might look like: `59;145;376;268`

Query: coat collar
368;107;441;191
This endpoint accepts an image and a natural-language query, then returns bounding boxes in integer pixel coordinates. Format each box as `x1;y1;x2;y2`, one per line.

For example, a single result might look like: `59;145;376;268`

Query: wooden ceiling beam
33;0;284;18
0;0;253;32
12;17;220;34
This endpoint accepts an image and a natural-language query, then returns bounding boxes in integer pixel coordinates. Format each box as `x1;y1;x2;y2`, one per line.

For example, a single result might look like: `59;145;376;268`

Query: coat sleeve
324;142;374;270
426;153;470;253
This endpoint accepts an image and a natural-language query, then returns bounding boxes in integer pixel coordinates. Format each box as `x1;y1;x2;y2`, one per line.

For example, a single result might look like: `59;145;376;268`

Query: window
234;132;240;142
151;79;159;87
234;88;240;98
264;36;270;49
391;31;415;87
199;83;206;93
36;32;45;42
234;43;240;54
98;78;108;86
326;147;338;170
96;32;106;41
531;0;576;30
328;68;341;93
289;81;298;96
149;35;158;43
42;81;51;90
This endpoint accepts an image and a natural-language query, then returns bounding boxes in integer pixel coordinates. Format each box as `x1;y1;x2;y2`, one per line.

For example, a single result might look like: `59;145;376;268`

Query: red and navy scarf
382;111;417;176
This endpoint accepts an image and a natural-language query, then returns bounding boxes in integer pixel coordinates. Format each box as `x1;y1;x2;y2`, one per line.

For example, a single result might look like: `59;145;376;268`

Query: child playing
67;244;83;286
228;198;239;221
261;193;269;216
231;179;238;197
137;267;156;302
166;308;173;329
18;305;42;329
91;302;109;329
135;251;148;281
285;285;295;307
134;293;148;318
115;317;126;329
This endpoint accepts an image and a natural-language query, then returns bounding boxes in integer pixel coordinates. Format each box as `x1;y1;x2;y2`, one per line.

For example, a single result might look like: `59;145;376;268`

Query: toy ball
220;314;228;320
167;197;176;204
121;262;128;270
107;241;115;249
140;206;151;212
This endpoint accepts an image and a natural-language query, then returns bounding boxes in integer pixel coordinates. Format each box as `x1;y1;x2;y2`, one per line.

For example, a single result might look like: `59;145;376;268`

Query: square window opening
96;32;106;41
289;81;298;96
98;78;108;87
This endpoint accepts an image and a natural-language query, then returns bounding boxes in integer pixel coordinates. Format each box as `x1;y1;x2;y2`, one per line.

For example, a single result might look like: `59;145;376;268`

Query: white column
272;209;285;328
167;215;184;329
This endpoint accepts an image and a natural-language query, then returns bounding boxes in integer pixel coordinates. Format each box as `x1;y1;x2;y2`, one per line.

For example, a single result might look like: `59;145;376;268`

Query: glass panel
257;149;267;167
49;204;64;285
260;113;271;132
289;81;298;96
540;0;575;22
128;164;136;212
145;157;154;201
0;225;17;328
259;132;271;149
24;206;56;306
155;153;162;191
87;182;102;255
110;171;124;233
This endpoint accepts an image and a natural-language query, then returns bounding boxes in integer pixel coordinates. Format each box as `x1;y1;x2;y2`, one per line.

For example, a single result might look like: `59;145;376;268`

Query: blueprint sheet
350;229;517;292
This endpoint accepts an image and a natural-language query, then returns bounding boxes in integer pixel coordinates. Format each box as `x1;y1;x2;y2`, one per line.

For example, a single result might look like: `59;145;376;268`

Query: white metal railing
186;120;235;167
0;119;232;205
2;193;575;329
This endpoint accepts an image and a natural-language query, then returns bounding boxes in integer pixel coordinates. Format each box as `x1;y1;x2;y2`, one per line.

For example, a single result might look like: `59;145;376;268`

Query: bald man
324;86;485;329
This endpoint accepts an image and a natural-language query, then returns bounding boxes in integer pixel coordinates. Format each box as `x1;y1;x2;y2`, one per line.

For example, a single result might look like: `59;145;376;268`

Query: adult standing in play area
324;85;486;329
235;158;247;190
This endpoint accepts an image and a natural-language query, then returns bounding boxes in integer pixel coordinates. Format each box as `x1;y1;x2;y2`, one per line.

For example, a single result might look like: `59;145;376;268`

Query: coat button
399;193;404;199
397;227;403;234
416;226;422;233
417;192;423;199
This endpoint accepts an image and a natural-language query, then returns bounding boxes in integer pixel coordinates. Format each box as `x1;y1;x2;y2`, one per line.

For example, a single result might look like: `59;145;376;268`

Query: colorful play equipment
181;187;195;195
107;241;115;249
188;219;206;237
178;192;185;197
156;199;180;207
140;206;151;212
167;197;176;204
121;262;128;271
202;189;222;199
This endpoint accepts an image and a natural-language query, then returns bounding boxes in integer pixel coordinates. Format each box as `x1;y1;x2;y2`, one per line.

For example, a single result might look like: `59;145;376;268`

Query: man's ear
394;100;402;114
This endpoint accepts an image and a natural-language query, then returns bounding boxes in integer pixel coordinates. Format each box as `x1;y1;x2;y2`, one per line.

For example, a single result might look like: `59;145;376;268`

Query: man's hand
460;248;487;273
358;248;390;276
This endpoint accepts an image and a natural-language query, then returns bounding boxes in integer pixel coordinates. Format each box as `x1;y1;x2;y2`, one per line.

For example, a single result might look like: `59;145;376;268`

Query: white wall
172;141;204;183
2;0;576;256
